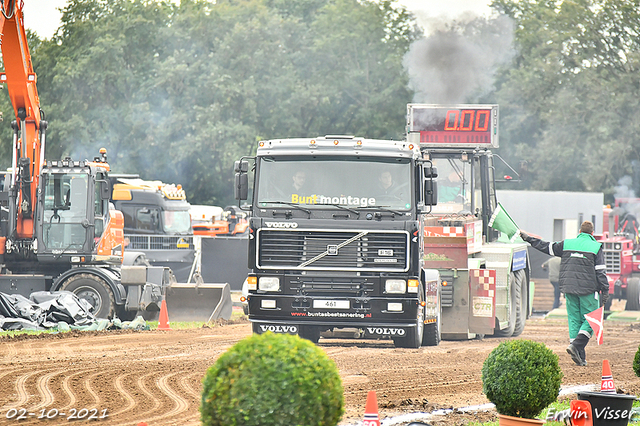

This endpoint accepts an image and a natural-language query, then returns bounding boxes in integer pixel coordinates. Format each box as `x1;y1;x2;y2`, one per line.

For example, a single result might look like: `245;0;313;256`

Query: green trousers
565;292;600;340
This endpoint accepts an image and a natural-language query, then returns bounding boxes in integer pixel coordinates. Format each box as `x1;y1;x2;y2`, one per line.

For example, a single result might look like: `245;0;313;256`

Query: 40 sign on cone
363;390;380;426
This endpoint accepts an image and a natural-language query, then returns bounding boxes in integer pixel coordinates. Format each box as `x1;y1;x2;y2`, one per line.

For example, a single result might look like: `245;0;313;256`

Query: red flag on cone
363;390;380;426
157;299;171;330
600;359;616;394
584;306;604;345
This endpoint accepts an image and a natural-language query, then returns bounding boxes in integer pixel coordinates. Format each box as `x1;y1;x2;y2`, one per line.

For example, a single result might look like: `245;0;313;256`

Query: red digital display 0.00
444;109;490;132
409;105;496;147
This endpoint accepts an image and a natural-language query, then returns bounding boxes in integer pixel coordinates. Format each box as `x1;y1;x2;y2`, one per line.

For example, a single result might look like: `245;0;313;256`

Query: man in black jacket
520;221;609;366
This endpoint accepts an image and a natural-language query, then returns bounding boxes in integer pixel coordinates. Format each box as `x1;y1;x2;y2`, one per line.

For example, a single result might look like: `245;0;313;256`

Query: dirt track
1;313;639;426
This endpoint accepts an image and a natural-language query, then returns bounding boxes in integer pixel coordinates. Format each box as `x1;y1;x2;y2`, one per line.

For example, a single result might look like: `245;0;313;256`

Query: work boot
567;334;589;366
566;344;585;366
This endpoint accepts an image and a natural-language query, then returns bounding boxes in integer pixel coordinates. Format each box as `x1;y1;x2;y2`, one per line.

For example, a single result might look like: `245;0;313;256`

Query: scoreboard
407;104;499;148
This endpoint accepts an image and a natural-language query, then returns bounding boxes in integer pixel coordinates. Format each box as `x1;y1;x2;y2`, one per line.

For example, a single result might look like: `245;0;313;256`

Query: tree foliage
5;0;639;204
491;0;640;199
1;0;418;206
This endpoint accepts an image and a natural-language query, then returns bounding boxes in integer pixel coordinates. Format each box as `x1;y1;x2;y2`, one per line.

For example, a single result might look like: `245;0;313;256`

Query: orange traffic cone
569;400;593;426
157;299;171;330
363;390;380;426
600;359;615;394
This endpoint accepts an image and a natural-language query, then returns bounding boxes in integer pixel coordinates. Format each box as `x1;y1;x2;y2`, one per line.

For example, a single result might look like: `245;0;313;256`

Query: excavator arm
1;0;46;239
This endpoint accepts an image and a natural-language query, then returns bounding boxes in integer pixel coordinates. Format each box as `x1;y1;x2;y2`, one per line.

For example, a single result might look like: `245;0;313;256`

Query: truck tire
394;287;425;349
252;322;263;334
626;277;640;311
511;269;528;337
492;272;517;338
298;326;321;344
422;306;441;346
60;273;115;319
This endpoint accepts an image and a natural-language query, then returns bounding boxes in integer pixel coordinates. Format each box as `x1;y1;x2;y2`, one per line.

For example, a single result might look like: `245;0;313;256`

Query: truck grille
257;230;409;271
603;250;621;274
289;276;376;295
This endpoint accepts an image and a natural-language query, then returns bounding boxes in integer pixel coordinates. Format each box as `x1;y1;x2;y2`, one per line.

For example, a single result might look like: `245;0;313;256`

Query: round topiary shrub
634;344;640;377
201;331;344;426
482;339;563;419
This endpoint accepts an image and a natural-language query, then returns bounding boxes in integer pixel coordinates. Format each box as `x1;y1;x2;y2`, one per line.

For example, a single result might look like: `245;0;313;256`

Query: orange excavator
0;1;174;320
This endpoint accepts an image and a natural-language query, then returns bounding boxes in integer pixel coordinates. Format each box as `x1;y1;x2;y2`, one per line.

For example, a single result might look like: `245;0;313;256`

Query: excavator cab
35;156;121;265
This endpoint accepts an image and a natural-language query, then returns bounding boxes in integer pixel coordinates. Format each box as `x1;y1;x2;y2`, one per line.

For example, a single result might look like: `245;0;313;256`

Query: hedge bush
200;332;344;426
482;339;563;419
634;344;640;377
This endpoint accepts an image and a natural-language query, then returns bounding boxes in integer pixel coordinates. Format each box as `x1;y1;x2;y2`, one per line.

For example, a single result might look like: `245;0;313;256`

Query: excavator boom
1;0;44;239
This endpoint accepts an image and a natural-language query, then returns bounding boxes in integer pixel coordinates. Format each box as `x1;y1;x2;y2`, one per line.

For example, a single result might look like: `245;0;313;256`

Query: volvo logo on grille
265;221;298;228
327;245;339;255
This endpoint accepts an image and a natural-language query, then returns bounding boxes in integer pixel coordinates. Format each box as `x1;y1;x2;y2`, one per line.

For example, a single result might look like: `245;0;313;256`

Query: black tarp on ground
0;291;96;330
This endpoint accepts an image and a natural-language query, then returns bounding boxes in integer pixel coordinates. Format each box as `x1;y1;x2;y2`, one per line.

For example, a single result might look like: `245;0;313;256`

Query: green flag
488;203;520;242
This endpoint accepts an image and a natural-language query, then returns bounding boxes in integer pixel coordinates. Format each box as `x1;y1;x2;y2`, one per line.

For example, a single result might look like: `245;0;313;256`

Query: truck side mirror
235;173;248;201
234;160;248;173
425;180;438;206
424;165;438;206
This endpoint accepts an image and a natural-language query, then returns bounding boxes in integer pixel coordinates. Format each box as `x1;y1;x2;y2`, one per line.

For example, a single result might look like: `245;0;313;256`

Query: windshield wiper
259;201;311;214
323;204;360;216
356;205;405;216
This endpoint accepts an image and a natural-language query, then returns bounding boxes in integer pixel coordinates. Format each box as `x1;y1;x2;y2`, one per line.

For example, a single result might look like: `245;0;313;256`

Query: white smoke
403;14;516;104
614;175;635;199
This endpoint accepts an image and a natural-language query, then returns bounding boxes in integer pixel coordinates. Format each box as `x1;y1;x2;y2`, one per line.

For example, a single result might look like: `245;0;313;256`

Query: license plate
313;300;349;309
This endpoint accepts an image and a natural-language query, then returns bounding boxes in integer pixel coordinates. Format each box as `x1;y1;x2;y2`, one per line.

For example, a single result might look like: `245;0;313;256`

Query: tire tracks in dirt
31;368;68;411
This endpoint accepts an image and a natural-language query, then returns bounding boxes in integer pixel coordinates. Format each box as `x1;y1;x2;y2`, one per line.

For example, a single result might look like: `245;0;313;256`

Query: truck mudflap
468;269;497;335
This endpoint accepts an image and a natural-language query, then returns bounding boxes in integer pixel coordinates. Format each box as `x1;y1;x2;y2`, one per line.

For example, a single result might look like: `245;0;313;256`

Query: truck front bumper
247;293;426;336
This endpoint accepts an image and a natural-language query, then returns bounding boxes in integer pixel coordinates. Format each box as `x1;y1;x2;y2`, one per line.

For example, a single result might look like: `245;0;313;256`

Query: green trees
4;0;640;203
9;0;417;206
492;0;640;198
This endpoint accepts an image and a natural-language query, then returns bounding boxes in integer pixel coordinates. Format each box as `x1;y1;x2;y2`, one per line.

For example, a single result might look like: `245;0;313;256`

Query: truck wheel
625;277;640;311
60;273;115;319
422;309;441;346
394;289;425;349
252;323;263;334
298;326;321;344
492;272;517;338
511;269;528;337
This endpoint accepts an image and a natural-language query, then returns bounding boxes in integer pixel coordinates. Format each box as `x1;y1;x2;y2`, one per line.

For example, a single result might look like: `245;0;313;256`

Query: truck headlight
259;277;280;292
385;279;406;294
407;279;419;293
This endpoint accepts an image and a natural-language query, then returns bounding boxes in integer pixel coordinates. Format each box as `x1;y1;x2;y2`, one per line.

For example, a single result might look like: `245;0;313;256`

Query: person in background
378;171;395;194
541;256;562;309
520;221;608;366
292;171;306;192
438;170;463;203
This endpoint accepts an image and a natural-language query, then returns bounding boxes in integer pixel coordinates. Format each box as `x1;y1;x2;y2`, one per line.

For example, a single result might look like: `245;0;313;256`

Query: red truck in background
596;198;640;310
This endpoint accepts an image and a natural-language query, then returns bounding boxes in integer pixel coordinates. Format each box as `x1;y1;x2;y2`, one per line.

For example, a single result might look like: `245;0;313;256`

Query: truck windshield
162;210;192;234
41;172;89;250
431;157;472;214
256;156;413;210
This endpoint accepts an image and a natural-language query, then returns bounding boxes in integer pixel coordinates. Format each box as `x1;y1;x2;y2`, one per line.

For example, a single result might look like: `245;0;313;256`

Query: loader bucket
164;282;233;322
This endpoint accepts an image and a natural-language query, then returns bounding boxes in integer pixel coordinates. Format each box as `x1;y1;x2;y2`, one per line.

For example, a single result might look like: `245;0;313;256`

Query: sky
23;0;494;39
